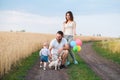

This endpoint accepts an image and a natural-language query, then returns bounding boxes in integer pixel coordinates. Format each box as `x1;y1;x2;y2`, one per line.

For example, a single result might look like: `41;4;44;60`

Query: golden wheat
0;32;55;77
100;39;120;53
76;36;111;41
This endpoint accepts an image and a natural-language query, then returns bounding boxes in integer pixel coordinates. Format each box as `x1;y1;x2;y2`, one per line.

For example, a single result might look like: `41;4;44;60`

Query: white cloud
0;10;64;33
75;13;120;37
0;10;120;37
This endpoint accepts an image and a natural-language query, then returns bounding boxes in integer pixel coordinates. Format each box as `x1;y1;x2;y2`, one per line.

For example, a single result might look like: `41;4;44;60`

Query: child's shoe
43;67;46;70
40;65;42;68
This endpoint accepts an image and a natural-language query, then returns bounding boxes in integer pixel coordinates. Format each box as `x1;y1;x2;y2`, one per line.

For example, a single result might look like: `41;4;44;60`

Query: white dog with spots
49;56;62;70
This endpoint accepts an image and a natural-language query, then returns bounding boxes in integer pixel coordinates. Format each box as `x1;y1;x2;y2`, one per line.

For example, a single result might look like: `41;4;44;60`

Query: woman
62;11;78;65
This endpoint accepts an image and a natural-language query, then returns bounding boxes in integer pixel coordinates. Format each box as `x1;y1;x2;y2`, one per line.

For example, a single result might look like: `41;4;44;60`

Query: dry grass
100;39;120;53
0;31;111;77
0;32;54;77
76;36;111;41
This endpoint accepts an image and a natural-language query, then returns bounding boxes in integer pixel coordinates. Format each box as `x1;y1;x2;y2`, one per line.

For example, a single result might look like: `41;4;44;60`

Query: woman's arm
73;21;76;36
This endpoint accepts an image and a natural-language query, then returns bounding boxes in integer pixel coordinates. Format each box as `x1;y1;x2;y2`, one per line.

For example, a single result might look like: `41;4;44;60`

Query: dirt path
25;60;69;80
25;42;120;80
79;43;120;80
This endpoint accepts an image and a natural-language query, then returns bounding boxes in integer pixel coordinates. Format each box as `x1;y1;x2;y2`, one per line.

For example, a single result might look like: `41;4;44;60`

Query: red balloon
75;39;82;46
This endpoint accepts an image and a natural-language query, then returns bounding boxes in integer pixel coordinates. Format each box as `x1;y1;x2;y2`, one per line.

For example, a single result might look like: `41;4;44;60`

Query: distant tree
16;29;26;32
20;30;26;32
96;34;101;36
99;34;101;36
118;36;120;39
80;34;82;36
93;34;95;36
10;30;13;32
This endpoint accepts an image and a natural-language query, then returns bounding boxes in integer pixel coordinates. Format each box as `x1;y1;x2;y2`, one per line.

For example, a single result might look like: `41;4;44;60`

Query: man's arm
49;39;54;54
63;38;69;50
48;49;52;59
49;46;53;53
63;43;69;50
58;43;69;54
49;45;53;59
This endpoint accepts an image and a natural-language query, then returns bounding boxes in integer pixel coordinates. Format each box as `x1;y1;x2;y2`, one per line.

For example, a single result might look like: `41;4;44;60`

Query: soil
79;42;120;80
25;60;69;80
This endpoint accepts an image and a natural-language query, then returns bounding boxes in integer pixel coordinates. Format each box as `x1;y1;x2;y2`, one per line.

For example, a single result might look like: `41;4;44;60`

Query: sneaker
66;61;70;66
43;67;46;70
40;65;42;68
74;60;78;64
60;65;66;69
48;60;50;63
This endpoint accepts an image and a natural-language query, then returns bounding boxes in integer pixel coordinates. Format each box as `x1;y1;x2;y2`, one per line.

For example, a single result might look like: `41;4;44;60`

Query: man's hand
58;48;63;54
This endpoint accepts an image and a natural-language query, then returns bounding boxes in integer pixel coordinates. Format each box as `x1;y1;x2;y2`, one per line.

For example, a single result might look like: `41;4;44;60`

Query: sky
0;0;120;37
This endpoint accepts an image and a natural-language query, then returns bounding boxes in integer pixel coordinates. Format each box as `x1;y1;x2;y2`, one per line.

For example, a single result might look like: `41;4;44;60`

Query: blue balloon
70;40;76;47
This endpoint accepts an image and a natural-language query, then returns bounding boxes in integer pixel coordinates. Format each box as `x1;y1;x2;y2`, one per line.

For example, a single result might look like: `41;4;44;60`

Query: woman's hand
73;35;77;40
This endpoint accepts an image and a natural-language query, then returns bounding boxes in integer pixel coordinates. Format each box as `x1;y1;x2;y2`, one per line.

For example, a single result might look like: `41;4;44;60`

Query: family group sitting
39;31;78;70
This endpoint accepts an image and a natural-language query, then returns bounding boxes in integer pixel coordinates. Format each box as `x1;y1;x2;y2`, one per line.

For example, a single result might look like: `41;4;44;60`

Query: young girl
62;11;78;65
39;42;50;70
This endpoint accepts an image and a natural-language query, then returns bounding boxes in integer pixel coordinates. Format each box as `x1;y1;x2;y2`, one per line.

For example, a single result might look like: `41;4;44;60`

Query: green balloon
73;46;78;52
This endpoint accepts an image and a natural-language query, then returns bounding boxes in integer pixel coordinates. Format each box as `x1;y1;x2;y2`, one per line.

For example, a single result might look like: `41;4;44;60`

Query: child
39;42;50;70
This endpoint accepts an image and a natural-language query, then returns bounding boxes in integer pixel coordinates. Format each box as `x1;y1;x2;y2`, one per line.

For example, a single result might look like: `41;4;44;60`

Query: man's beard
57;38;62;43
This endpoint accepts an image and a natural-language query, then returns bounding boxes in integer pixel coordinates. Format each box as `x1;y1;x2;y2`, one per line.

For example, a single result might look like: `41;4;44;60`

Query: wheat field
0;32;55;77
0;32;111;77
100;39;120;53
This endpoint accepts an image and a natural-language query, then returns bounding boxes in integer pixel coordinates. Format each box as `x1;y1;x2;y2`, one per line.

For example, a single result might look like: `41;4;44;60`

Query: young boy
39;42;50;70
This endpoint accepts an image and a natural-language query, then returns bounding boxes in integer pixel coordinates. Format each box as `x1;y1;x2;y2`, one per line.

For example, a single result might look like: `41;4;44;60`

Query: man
49;31;69;68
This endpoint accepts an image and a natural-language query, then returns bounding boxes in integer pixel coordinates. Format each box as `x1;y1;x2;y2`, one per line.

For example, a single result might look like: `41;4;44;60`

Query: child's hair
43;42;49;48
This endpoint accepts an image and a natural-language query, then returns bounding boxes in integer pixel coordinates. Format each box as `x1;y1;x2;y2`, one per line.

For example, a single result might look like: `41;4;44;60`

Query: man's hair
57;31;64;37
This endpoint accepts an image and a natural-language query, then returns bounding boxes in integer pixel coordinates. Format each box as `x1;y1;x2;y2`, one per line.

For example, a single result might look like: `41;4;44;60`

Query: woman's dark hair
57;31;64;37
65;11;74;23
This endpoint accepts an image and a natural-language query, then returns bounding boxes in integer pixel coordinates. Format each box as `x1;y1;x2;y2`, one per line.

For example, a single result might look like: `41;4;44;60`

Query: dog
48;57;62;70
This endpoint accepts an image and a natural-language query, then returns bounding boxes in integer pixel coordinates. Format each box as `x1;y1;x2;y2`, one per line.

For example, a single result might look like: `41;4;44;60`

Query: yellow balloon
77;46;81;52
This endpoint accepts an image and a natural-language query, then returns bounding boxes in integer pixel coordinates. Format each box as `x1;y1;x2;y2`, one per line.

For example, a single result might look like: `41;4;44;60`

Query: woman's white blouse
64;21;75;36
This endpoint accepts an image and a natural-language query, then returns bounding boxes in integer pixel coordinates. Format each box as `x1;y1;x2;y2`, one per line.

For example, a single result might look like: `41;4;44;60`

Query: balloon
73;46;78;52
70;40;76;47
77;46;81;52
75;39;82;46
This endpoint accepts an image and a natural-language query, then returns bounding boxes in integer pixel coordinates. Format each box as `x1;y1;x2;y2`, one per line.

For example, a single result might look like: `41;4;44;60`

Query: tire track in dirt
79;42;120;80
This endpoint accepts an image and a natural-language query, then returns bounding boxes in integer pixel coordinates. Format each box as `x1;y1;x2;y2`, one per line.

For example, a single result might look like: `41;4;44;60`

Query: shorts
40;55;48;62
